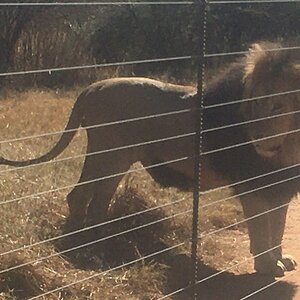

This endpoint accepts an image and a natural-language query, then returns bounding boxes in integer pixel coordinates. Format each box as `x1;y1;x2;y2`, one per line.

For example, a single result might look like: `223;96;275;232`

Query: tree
0;2;51;74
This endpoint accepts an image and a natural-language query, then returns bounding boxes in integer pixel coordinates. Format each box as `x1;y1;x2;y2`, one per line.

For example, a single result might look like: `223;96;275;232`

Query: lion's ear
244;43;264;81
249;43;264;53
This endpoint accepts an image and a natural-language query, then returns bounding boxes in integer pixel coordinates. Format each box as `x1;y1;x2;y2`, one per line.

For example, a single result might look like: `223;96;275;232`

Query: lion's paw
270;257;297;277
274;260;287;277
255;259;286;277
280;255;297;272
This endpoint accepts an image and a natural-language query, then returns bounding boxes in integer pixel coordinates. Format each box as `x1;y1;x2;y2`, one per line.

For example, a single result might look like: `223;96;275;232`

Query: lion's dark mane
202;59;299;204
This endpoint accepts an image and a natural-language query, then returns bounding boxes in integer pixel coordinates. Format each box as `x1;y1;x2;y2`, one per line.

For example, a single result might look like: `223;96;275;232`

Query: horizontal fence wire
0;209;191;275
0;156;190;206
0;198;294;298
202;126;300;156
0;109;195;145
156;242;290;299
195;244;284;286
0;1;194;6
240;269;300;300
0;134;194;175
0;98;298;167
0;56;193;77
1;125;299;206
0;168;297;272
0;197;189;257
1;2;299;299
1;93;299;146
202;161;300;195
204;88;300;109
209;0;300;4
204;45;300;59
200;201;291;240
159;207;291;297
201;173;300;212
28;242;185;300
160;213;300;300
158;285;188;299
1;0;300;6
0;45;299;78
1;160;298;259
202;109;300;134
0;105;299;175
158;247;279;299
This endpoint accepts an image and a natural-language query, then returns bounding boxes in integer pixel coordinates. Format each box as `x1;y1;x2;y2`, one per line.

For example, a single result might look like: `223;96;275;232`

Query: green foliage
0;2;299;87
89;5;197;79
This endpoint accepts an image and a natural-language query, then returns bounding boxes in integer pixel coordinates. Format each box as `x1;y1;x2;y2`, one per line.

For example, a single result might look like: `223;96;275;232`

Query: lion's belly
143;143;229;192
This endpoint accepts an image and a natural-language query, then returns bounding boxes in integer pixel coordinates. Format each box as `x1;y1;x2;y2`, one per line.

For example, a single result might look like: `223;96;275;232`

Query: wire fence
0;0;299;299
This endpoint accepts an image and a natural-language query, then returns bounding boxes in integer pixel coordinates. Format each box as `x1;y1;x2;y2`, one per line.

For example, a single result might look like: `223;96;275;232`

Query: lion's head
241;42;300;161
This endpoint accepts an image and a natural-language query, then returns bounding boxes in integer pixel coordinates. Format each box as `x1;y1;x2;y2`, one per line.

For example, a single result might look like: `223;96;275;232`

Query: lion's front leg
269;203;297;272
240;195;285;277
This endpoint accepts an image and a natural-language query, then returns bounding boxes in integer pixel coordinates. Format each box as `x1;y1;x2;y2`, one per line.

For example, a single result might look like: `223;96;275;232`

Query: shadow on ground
56;223;297;300
56;188;297;300
163;254;297;300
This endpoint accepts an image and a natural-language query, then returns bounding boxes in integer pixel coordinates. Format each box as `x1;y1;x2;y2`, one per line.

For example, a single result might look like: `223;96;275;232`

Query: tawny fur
0;42;299;276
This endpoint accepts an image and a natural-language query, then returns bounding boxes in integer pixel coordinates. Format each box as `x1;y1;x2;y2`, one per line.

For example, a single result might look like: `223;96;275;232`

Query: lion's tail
0;97;83;167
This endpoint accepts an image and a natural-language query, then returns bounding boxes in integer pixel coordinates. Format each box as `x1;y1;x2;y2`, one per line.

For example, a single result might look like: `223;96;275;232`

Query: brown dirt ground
189;195;300;300
282;197;300;299
196;195;300;300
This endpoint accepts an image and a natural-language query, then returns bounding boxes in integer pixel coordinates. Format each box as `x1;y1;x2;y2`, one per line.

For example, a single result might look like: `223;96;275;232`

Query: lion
0;42;299;277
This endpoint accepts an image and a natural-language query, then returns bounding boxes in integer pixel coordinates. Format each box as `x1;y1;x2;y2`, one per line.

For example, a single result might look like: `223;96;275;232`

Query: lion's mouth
254;144;282;158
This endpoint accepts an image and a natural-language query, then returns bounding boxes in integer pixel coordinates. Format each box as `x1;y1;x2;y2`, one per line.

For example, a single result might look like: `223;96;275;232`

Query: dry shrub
0;256;43;299
104;184;172;262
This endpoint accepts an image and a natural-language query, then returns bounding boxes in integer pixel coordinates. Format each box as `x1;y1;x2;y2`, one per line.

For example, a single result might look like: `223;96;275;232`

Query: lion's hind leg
85;150;134;226
85;174;125;225
66;154;100;229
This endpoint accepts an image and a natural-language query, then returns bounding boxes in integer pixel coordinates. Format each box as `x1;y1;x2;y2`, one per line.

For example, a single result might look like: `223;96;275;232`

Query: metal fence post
191;0;207;298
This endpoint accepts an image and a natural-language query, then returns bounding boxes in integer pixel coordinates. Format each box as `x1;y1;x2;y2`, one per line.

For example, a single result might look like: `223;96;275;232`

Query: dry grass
0;89;251;299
